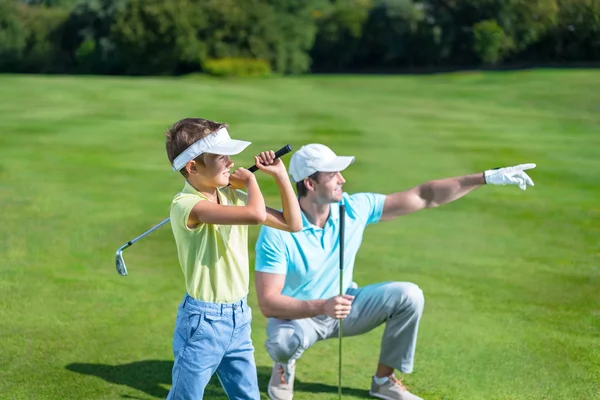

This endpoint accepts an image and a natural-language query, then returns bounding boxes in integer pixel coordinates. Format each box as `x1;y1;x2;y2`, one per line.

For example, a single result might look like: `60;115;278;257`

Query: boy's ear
185;160;197;175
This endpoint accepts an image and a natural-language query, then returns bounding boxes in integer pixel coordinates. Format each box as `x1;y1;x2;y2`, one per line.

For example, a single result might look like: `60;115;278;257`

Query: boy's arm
188;173;266;228
264;171;303;232
253;150;302;232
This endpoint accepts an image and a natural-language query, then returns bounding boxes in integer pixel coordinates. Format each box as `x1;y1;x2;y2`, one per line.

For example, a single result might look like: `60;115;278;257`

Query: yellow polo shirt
170;181;249;303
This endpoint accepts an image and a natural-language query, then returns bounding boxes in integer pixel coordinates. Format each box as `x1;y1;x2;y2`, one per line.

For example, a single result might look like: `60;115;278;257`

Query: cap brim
319;156;355;173
207;139;251;156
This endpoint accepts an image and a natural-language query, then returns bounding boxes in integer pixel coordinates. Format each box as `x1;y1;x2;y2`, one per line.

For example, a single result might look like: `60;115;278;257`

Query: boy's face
311;171;346;203
192;153;234;187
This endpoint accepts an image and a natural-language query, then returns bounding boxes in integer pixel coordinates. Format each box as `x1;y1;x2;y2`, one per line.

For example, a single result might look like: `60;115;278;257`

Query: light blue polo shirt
254;192;386;300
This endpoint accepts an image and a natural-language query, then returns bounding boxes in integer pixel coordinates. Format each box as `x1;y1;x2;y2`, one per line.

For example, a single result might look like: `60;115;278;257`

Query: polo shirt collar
301;201;341;232
182;180;224;203
182;180;198;195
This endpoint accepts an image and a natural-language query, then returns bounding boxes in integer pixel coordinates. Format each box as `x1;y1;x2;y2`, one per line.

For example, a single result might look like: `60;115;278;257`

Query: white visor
172;127;251;171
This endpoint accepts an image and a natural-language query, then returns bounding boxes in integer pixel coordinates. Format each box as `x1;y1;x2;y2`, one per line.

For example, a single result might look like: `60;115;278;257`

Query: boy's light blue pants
167;293;260;400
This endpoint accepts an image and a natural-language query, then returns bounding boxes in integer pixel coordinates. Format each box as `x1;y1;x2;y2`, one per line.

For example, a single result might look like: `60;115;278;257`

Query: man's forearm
260;294;327;320
420;173;485;208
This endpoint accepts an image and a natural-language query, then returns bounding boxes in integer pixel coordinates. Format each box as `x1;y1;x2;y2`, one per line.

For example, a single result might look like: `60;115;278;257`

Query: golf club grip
247;144;293;172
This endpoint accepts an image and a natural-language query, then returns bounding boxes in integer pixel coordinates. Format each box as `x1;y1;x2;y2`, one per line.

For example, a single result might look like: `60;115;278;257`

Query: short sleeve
170;194;202;231
347;192;386;225
254;226;288;275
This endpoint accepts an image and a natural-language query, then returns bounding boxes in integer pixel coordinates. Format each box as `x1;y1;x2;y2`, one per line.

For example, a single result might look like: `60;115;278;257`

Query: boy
164;118;302;399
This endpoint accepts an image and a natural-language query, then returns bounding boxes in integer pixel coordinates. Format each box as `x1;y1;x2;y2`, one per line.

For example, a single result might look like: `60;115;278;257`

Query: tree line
1;0;598;76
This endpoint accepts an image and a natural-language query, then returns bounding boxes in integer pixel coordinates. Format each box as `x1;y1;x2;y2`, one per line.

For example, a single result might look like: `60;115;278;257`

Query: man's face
311;171;346;203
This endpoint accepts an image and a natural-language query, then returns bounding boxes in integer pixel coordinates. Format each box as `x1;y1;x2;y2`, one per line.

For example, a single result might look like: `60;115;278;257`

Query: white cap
172;127;251;171
288;144;355;182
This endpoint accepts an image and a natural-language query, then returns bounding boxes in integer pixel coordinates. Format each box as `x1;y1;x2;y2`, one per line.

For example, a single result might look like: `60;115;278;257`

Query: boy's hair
165;118;228;177
296;171;321;197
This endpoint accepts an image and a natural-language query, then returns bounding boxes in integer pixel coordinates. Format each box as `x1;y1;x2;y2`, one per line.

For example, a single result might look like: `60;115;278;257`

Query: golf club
338;203;345;400
115;144;293;276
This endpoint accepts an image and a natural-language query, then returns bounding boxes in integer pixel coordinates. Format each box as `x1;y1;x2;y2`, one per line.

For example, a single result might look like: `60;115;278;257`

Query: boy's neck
187;177;219;202
299;196;331;228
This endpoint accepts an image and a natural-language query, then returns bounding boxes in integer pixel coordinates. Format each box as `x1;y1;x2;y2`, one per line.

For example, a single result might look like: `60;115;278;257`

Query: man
254;143;535;400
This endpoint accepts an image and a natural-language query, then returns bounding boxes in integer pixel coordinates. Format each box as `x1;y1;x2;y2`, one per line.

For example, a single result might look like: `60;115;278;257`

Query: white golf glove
484;163;536;190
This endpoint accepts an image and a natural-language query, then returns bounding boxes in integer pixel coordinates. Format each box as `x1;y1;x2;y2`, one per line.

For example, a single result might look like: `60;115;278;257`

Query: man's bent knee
404;282;425;310
387;282;425;314
265;325;304;363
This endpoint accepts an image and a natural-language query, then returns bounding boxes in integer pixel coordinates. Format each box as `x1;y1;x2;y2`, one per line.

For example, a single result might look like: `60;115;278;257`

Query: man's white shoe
369;375;423;400
267;361;296;400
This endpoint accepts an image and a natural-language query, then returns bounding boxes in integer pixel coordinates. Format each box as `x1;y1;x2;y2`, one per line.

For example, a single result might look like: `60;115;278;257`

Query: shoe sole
268;386;293;400
369;390;400;400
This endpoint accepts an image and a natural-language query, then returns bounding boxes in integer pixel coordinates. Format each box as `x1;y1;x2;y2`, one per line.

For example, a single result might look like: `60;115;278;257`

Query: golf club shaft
125;217;170;248
120;144;293;248
339;203;345;400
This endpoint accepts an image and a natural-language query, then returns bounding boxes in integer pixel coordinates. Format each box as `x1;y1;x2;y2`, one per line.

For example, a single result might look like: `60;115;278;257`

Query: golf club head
116;248;128;276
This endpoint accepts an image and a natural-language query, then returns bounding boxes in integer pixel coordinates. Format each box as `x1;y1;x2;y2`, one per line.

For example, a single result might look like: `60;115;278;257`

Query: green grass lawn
0;69;599;400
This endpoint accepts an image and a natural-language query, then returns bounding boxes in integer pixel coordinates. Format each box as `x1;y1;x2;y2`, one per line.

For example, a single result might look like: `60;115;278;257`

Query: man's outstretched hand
484;163;536;190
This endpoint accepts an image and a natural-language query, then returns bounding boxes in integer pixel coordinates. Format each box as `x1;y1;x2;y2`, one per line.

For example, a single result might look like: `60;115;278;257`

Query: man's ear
304;177;317;192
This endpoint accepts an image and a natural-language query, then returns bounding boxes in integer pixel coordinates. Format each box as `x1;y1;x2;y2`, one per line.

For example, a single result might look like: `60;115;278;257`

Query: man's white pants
264;281;425;373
